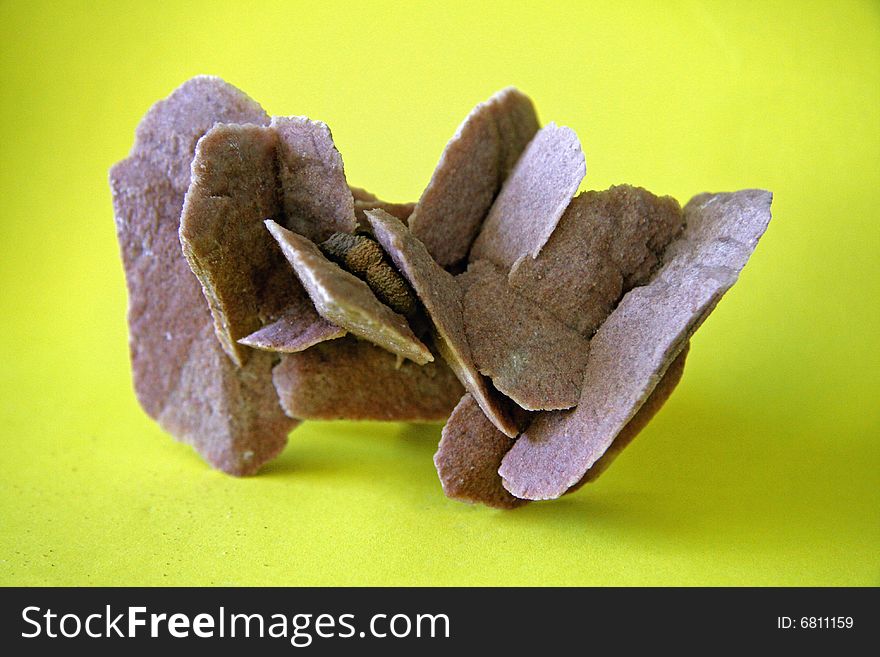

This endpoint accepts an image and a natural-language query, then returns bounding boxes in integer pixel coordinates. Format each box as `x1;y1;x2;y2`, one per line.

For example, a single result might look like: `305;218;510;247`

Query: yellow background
1;1;878;586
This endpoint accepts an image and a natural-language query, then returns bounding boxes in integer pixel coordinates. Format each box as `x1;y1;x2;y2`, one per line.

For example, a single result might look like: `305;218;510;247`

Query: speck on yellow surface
1;1;878;586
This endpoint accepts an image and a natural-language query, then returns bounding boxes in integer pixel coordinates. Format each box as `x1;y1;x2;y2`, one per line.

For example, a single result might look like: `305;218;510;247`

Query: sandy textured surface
501;190;773;499
110;77;296;475
267;220;432;365
272;116;357;241
180;123;288;365
367;209;521;437
273;337;463;421
469;123;585;269
509;185;683;336
434;394;527;509
238;293;346;353
408;88;539;268
459;260;590;410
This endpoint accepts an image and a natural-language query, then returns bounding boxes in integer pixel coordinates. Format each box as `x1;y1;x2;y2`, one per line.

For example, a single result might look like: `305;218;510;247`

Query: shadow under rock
395;420;696;538
394;422;444;446
257;421;444;498
257;448;336;479
495;482;701;544
491;396;878;558
257;421;378;479
258;394;854;554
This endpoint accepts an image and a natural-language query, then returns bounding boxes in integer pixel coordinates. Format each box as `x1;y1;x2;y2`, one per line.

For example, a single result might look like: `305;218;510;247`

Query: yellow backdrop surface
1;1;878;586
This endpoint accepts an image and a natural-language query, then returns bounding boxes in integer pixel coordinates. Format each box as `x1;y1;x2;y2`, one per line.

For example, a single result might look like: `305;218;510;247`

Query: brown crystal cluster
110;76;772;508
319;232;418;317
